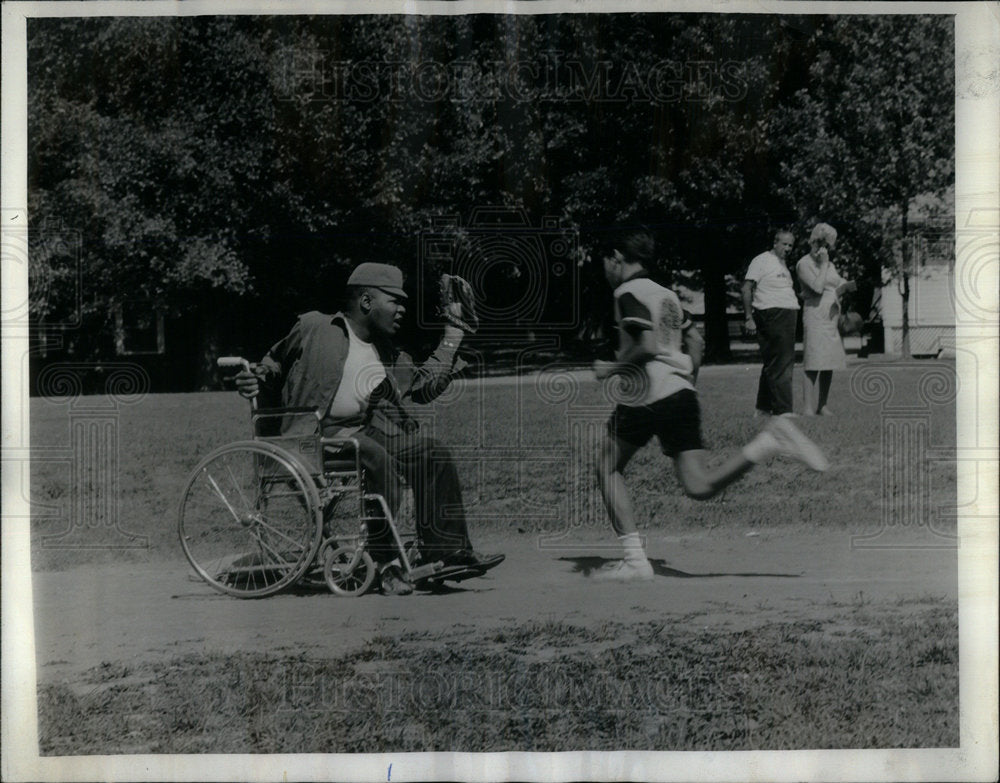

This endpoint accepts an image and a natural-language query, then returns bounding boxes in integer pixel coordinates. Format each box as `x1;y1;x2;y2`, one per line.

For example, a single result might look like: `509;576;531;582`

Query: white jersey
613;274;694;405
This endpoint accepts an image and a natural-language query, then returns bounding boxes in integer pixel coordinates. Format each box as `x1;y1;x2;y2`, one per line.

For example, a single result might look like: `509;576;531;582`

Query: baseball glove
439;274;479;334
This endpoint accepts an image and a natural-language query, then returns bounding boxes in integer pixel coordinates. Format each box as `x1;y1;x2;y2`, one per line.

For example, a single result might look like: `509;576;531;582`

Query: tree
769;15;954;356
29;18;279;382
28;13;954;385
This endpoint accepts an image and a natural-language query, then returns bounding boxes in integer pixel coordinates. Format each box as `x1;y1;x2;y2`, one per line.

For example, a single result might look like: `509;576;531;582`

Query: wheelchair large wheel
179;441;323;598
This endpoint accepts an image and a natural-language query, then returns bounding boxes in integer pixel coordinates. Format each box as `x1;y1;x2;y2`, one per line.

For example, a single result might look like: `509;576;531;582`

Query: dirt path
32;527;957;685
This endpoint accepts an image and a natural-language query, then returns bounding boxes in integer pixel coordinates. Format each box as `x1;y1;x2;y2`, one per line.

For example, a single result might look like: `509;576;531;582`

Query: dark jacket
257;311;465;437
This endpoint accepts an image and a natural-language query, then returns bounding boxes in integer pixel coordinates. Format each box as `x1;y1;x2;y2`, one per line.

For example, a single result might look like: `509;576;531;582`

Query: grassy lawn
29;361;957;569
39;605;958;754
28;361;960;753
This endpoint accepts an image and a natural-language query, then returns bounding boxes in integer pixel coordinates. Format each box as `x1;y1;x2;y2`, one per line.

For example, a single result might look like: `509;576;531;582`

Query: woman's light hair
809;222;838;248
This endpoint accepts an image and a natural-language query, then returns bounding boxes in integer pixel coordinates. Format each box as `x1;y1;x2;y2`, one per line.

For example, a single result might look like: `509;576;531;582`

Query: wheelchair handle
217;356;251;372
217;356;257;410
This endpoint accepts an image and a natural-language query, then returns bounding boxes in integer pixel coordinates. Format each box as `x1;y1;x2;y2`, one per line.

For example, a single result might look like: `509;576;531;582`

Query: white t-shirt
614;275;695;405
745;250;800;310
327;321;387;427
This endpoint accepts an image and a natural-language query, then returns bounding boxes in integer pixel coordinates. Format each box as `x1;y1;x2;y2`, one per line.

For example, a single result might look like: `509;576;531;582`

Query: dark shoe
442;550;505;573
379;566;413;596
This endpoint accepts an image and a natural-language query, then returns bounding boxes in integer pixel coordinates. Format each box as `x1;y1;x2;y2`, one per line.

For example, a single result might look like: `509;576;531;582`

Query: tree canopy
27;13;954;383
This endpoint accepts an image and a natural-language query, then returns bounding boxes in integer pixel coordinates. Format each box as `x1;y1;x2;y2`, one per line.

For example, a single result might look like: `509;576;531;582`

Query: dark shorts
608;388;704;457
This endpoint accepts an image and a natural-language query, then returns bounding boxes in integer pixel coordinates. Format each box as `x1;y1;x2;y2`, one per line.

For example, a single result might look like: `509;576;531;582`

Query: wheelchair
178;357;468;598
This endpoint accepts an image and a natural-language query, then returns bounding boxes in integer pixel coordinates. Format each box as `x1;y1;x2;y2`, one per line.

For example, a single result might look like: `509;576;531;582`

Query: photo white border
3;1;997;781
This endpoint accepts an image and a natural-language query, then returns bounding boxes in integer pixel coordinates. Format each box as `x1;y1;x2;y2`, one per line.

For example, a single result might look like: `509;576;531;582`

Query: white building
879;233;956;357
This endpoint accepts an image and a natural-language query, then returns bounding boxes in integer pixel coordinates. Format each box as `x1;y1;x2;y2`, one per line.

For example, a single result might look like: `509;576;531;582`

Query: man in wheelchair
235;262;504;595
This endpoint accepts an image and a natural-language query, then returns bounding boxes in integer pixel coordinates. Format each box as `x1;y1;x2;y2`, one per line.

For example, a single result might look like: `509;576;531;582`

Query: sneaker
777;411;800;419
817;407;835;417
765;417;829;471
753;409;771;418
379;566;413;596
592;559;654;582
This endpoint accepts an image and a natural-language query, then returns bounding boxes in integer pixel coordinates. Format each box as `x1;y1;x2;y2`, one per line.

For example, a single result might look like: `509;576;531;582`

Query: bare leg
675;415;830;498
803;370;820;415
591;417;827;584
594;434;642;536
674;449;754;501
817;371;834;413
592;434;653;581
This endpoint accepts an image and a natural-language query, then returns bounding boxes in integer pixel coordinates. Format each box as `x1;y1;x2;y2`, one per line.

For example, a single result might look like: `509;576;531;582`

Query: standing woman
796;223;856;415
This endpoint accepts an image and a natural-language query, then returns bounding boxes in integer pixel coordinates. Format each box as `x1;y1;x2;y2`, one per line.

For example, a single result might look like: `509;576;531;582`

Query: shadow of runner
558;556;802;579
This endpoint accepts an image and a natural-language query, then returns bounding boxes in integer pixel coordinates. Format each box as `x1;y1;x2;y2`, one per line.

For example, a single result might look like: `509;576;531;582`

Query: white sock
742;431;778;464
619;533;647;564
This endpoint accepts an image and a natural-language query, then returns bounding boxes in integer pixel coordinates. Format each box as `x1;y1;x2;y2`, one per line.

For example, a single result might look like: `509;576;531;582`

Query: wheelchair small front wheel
324;546;376;597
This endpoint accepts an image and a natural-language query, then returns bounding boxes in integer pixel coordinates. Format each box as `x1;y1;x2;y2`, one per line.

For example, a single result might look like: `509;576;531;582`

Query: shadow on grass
559;555;802;579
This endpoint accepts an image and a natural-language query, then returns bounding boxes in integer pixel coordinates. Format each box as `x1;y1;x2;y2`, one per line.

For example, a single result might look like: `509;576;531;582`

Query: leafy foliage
27;14;954;370
769;16;954;280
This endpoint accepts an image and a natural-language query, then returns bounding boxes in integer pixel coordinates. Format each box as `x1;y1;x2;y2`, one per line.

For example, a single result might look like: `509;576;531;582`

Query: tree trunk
702;263;732;361
900;205;912;358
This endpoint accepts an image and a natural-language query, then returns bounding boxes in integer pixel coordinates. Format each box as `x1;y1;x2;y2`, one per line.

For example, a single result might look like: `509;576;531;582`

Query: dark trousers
753;307;797;415
341;426;471;564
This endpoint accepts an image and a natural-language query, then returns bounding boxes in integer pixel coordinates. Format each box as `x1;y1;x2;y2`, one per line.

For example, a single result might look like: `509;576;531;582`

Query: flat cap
347;263;407;298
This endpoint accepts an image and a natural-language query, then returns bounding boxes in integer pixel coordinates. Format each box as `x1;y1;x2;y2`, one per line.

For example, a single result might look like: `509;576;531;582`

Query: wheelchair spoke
253;515;312;552
251;531;298;569
204;472;244;525
225;463;254;514
179;443;321;598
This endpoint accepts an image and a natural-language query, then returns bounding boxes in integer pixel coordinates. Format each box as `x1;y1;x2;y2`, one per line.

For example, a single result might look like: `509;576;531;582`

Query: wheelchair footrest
409;561;448;581
410;562;483;584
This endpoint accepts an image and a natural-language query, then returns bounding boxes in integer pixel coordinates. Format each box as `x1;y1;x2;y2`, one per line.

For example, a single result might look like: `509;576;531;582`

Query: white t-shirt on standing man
745;250;800;310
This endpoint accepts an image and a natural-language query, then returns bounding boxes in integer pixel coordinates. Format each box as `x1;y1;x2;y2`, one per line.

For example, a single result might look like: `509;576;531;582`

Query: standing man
593;230;828;582
235;262;504;595
742;230;799;417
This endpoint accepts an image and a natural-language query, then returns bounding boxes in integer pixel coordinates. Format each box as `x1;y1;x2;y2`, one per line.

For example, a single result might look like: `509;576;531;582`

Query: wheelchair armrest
251;408;322;439
253;407;322;416
320;436;361;455
321;437;363;475
252;407;322;425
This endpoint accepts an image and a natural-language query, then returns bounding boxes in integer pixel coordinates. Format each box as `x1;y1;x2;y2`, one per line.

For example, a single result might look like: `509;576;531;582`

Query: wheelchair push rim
178;440;324;598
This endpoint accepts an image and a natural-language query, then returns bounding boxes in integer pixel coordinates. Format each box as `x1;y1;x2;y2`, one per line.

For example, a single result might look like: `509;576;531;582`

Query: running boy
593;230;828;581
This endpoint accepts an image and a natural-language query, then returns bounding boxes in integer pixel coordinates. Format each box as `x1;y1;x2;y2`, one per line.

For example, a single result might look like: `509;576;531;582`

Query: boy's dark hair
592;227;656;265
620;230;656;266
